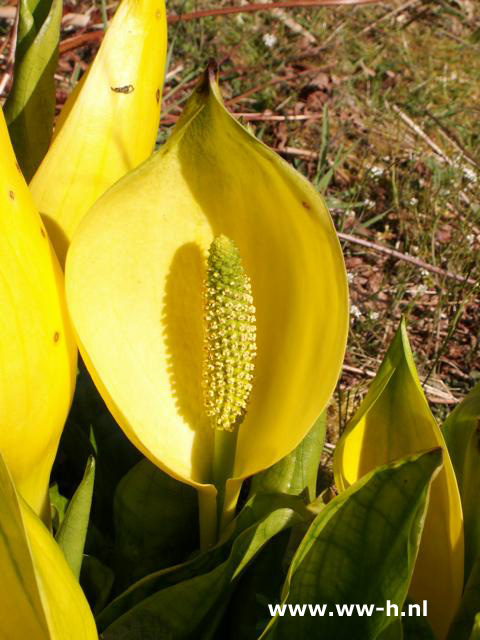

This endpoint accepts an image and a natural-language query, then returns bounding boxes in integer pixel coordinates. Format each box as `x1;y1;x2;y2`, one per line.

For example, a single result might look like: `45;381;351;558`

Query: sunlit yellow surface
0;107;77;518
66;69;349;533
334;319;463;640
0;452;97;639
30;0;168;267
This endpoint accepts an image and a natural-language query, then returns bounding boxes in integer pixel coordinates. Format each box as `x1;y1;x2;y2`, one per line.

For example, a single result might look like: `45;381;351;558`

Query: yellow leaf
334;319;463;640
30;0;168;267
65;67;349;544
0;106;77;518
0;451;97;639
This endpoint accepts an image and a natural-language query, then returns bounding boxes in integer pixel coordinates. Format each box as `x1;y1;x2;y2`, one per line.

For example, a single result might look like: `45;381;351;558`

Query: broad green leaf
113;458;199;586
0;451;97;639
225;530;292;640
56;456;95;579
443;382;480;581
447;558;480;640
97;493;307;632
334;319;463;639
102;502;304;639
402;599;436;639
264;449;442;640
4;0;62;181
249;412;326;501
80;555;115;615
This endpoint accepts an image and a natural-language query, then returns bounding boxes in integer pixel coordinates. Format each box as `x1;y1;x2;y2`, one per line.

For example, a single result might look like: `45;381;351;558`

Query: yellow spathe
334;319;463;640
65;68;348;523
30;0;168;267
0;107;77;518
0;451;98;639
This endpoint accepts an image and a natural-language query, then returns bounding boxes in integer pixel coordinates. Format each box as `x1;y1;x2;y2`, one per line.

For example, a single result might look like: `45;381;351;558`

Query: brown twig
391;104;473;206
59;0;380;55
168;0;382;24
337;231;477;285
357;0;420;36
59;30;104;54
160;111;322;124
342;364;458;404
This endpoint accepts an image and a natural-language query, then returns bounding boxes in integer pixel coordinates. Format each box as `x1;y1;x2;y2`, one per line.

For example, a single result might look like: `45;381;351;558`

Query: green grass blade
56;456;95;580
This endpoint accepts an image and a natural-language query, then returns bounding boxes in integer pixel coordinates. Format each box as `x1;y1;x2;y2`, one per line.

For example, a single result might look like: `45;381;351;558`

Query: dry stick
337;231;477;285
342;364;458;404
0;3;18;97
256;0;317;44
168;0;382;24
357;0;421;36
59;0;381;53
424;108;480;170
160;112;322;124
391;104;472;206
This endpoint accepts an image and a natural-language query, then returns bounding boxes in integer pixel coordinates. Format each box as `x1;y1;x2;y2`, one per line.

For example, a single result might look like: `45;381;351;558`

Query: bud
203;235;256;431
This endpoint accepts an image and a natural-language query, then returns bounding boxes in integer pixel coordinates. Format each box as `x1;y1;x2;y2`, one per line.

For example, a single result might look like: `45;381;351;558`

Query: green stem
198;489;218;552
213;428;238;536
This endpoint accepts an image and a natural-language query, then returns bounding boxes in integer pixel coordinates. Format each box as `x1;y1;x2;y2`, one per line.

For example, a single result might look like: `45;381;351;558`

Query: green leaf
49;482;69;532
113;458;199;587
443;381;480;581
447;558;480;640
56;456;95;579
97;493;307;633
470;613;480;640
263;449;443;640
225;530;292;640
57;361;141;541
402;599;436;639
102;502;303;639
80;555;115;615
4;0;62;181
333;319;463;640
249;412;326;501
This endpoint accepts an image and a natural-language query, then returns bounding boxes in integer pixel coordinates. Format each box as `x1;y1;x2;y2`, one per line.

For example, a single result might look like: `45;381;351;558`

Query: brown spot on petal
53;331;60;343
302;201;311;210
156;88;160;104
40;227;46;238
111;85;134;94
8;190;15;200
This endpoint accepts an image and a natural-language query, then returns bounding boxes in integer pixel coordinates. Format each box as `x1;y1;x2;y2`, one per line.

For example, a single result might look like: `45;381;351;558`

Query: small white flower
369;311;379;320
364;199;375;209
350;304;361;319
262;33;277;48
369;166;384;178
347;272;354;283
466;233;475;246
420;268;429;277
463;167;478;183
235;14;244;25
410;197;418;206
